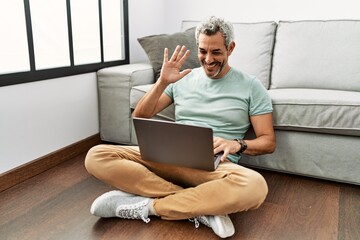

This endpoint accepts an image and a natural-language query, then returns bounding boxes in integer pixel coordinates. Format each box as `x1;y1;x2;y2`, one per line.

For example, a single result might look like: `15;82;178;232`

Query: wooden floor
1;152;359;240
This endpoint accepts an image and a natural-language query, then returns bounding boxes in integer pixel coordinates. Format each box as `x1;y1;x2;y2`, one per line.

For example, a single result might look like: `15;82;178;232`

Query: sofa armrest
97;63;154;144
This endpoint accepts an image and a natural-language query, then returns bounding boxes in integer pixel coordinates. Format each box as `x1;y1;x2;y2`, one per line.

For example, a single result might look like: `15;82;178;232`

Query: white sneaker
190;215;235;238
90;190;151;223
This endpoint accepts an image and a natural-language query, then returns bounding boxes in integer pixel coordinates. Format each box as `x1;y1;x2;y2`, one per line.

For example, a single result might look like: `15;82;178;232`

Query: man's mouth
201;60;224;78
202;61;220;70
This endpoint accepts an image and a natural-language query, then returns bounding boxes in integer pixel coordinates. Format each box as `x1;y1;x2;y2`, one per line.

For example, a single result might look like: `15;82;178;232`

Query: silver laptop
133;117;222;171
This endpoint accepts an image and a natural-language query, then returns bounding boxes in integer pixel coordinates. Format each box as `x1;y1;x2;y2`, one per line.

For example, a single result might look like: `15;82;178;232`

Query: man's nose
204;53;214;63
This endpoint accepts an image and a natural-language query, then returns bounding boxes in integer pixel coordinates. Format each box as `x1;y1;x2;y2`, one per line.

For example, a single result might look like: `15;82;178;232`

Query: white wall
130;0;360;62
162;0;360;25
0;73;99;173
1;0;359;173
128;0;166;63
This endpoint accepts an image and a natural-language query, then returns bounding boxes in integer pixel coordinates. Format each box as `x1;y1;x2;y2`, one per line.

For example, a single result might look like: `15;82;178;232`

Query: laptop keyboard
214;153;223;169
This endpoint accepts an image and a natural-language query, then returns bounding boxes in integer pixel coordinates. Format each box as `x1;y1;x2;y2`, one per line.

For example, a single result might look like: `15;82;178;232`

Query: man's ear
227;41;236;56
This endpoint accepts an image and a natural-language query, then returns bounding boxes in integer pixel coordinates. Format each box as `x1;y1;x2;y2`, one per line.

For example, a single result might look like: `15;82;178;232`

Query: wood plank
233;202;290;239
0;134;101;192
338;184;360;240
0;154;92;225
260;170;339;240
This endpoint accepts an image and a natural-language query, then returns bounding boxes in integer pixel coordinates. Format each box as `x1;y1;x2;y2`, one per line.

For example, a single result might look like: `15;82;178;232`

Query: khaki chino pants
85;144;268;220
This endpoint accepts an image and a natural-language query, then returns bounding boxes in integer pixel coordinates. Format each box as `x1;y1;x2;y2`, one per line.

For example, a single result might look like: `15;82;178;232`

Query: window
0;0;30;74
0;0;129;87
30;0;71;69
71;0;101;65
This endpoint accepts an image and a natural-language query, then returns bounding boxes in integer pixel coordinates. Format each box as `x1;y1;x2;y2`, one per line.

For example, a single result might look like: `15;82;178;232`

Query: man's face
197;32;234;79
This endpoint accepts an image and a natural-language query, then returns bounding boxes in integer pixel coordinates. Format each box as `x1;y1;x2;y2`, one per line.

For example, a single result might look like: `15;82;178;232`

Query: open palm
159;45;192;84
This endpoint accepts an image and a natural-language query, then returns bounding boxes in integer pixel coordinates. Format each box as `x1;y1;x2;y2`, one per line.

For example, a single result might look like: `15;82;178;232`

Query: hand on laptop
213;137;240;162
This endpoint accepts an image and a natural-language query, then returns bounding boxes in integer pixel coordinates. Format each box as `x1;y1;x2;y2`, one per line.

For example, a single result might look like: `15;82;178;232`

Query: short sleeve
164;83;174;100
249;77;273;116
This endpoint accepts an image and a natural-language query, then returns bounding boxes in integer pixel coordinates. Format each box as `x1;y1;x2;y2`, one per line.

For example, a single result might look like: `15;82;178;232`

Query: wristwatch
235;139;247;154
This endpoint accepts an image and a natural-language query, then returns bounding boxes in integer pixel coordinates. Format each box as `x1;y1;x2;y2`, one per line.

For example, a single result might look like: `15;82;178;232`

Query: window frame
0;0;129;87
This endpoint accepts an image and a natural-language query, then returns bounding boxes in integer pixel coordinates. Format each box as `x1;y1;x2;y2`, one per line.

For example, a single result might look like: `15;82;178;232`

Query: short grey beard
202;60;226;79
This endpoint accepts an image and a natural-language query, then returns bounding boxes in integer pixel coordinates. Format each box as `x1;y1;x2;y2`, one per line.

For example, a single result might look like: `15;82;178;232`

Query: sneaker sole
209;215;235;238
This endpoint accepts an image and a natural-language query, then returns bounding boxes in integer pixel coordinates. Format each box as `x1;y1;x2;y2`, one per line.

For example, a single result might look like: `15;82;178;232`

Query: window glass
30;0;70;70
0;0;128;87
0;0;30;74
102;0;125;61
71;0;101;65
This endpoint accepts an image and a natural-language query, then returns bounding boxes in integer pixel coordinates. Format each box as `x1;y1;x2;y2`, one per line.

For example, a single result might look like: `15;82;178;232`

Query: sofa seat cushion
131;86;360;136
269;88;360;136
130;84;175;120
130;84;152;109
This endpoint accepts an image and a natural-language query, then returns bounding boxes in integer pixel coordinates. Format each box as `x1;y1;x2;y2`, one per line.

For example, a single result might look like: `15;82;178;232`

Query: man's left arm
240;113;276;156
213;112;276;161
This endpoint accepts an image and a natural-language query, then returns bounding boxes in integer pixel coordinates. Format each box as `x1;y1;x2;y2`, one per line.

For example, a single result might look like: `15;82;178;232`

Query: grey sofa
97;20;360;185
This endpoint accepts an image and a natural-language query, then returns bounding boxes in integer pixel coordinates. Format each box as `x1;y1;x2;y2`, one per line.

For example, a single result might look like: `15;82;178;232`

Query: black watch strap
235;139;247;154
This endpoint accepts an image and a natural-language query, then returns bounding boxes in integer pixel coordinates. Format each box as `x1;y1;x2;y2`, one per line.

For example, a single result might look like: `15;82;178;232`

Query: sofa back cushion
271;20;360;91
138;27;200;81
182;21;277;89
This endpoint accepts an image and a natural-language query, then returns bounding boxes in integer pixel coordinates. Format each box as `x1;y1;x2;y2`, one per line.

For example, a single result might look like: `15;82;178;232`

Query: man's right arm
133;80;172;118
133;45;192;118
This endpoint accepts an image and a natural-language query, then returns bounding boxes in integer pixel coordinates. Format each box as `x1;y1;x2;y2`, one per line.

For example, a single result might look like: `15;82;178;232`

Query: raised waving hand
158;45;192;84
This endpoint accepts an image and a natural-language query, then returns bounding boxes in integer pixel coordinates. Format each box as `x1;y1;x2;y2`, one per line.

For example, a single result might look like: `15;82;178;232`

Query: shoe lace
189;216;210;228
117;207;150;223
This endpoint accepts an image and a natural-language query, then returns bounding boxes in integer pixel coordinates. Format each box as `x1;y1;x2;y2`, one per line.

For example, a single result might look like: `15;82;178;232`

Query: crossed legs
85;144;268;220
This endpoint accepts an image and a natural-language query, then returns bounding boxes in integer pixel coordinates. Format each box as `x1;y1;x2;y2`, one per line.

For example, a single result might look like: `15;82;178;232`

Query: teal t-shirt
164;67;273;163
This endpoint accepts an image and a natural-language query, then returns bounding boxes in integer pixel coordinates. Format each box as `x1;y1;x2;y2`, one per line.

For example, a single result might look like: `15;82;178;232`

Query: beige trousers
85;144;268;220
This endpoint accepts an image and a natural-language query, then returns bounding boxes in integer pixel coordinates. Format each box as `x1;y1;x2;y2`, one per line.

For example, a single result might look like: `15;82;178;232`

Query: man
85;16;275;238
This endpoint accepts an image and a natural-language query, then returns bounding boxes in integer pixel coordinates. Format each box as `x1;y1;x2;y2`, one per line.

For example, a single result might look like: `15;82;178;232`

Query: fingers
213;137;223;155
179;69;192;78
221;150;229;162
169;45;181;62
178;49;191;65
163;48;169;62
169;45;189;63
213;137;234;162
160;45;191;82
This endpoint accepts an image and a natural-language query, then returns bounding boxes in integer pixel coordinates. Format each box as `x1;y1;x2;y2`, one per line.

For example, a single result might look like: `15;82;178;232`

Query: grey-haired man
85;16;276;238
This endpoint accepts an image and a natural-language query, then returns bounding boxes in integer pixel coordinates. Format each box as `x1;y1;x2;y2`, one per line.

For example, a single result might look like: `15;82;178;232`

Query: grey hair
195;16;234;49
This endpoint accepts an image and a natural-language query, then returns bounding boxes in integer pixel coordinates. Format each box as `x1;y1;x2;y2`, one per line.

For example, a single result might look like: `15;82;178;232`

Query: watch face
235;139;246;154
240;139;247;153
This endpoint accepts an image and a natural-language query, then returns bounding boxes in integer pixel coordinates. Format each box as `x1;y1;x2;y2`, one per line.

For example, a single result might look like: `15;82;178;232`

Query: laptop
133;117;222;171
